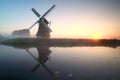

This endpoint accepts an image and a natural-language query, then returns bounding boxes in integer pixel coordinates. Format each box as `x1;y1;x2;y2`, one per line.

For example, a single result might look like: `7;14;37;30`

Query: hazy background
0;0;120;39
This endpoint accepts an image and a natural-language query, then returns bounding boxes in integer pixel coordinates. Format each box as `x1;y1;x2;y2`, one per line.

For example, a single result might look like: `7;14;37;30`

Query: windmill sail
29;21;38;30
41;5;55;18
32;8;41;17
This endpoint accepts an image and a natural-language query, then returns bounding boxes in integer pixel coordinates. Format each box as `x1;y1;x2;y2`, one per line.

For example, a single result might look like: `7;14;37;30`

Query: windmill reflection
26;46;56;77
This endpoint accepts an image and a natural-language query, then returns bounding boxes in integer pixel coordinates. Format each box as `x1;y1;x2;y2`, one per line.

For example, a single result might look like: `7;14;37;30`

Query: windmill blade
41;5;55;18
32;8;41;17
29;21;38;30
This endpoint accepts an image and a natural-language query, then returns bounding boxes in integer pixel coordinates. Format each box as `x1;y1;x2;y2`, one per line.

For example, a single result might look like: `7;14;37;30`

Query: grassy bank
1;38;120;48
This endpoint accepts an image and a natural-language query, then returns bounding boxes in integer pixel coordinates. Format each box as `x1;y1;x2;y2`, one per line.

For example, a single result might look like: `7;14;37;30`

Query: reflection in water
26;46;57;77
0;44;120;80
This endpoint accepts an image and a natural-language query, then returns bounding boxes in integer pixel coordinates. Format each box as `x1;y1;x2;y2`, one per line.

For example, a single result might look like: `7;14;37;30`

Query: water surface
0;44;120;80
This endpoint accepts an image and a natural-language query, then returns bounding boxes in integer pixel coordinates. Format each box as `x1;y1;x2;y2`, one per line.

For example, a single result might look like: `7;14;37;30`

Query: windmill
12;5;55;38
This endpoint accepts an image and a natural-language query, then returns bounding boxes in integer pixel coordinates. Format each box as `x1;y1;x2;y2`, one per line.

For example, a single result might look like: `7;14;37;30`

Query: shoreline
1;38;120;48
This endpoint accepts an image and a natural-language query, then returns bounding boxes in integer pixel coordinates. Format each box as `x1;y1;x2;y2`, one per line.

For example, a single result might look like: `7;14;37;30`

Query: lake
0;44;120;80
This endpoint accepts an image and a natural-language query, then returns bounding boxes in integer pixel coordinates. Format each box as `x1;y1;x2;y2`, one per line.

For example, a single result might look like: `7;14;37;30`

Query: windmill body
36;18;52;38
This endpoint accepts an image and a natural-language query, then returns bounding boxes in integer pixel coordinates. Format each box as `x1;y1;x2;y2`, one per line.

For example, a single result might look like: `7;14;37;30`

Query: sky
0;0;120;39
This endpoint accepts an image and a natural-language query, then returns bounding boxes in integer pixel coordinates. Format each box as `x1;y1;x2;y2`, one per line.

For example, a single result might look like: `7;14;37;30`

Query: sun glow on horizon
93;34;102;40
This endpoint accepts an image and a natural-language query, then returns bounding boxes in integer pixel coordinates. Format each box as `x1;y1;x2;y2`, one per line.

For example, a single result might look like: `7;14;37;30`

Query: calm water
0;44;120;80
